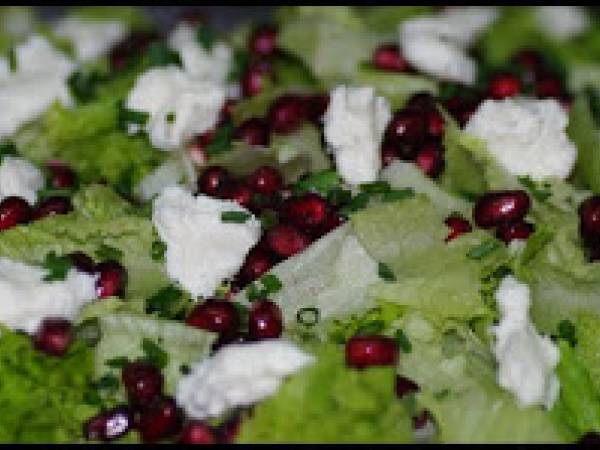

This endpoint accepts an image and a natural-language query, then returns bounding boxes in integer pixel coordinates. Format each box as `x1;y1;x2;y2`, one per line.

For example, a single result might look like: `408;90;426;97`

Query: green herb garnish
296;307;320;327
557;319;577;347
340;192;370;216
141;338;169;369
221;210;251;223
145;41;181;67
196;25;216;50
179;364;191;375
145;284;184;319
382;188;415;203
95;244;123;262
151;240;167;262
359;181;391;194
105;356;130;369
166;112;176;124
293;170;342;196
0;140;17;161
467;240;501;260
117;100;149;131
67;70;105;104
205;123;235;156
517;176;552;202
7;46;16;73
42;252;73;282
395;329;412;353
377;262;396;281
247;274;283;301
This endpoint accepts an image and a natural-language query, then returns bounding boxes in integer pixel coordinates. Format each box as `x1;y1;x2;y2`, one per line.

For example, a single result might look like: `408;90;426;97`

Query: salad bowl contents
2;5;600;444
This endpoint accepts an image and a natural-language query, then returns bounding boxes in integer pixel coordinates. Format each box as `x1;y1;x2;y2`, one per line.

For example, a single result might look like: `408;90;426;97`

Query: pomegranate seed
558;95;573;113
84;406;132;441
381;140;400;166
412;409;432;430
444;94;481;127
473;190;531;229
138;396;182;443
373;43;410;72
426;109;444;138
444;215;472;242
266;223;311;258
211;331;250;353
33;318;73;357
235;117;270;147
32;196;73;220
247;165;283;195
219;99;237;126
267;94;307;134
487;73;521;100
248;300;283;340
345;336;398;369
217;413;243;443
512;49;544;72
496;220;535;244
248;24;278;57
0;196;30;230
198;166;231;198
386;109;426;146
579;196;600;244
415;141;444;178
284;193;330;229
395;375;420;398
186;300;240;334
122;361;164;407
46;162;77;189
579;432;600;444
239;247;276;284
304;93;330;125
535;74;563;98
179;421;217;444
110;31;159;71
68;251;96;274
223;182;254;208
406;92;436;111
241;60;274;97
95;260;127;298
313;212;346;238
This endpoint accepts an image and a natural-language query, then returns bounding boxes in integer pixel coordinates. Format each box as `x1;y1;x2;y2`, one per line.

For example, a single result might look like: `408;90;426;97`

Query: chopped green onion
377;262;396;281
141;338;168;369
105;356;130;369
151;240;167;262
95;244;123;262
296;307;320;327
466;240;501;260
205;123;235;156
196;25;216;50
557;319;577;347
359;181;391;194
395;329;412;353
42;252;73;282
382;188;415;203
260;274;283;294
166;112;176;123
221;210;251;223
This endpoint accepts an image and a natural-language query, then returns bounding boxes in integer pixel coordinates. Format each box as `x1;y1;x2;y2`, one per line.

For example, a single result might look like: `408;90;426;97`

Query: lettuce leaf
568;94;600;193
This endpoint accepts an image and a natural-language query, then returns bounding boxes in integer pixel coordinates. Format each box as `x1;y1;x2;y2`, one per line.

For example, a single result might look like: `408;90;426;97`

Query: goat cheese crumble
0;258;97;335
323;85;391;186
152;186;261;298
0;156;45;205
535;6;589;41
464;97;578;181
176;339;315;419
491;276;560;409
126;66;226;150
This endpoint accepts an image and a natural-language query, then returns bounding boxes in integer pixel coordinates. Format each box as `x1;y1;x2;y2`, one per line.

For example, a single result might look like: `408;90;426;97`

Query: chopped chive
395;329;412;353
378;262;396;281
382;188;415;203
296;307;320;327
141;338;168;369
260;273;283;294
166;112;176;123
340;192;370;215
466;240;501;260
205;123;234;156
95;244;123;262
359;181;391;194
179;364;191;375
42;251;73;282
7;47;16;72
196;25;216;50
259;209;278;230
151;240;167;262
105;356;130;369
221;210;251;223
517;176;552;202
557;319;577;347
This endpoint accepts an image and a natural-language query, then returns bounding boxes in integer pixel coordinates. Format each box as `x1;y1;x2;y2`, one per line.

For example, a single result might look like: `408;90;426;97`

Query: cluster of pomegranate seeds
472;190;534;244
185;299;240;334
372;43;412;73
579;196;600;261
122;361;164;407
95;260;128;298
138;396;183;443
487;73;521;100
46;161;77;189
0;196;31;230
234;117;270;147
382;92;446;178
444;215;472;242
248;300;283;340
33;318;73;357
241;59;274;97
443;91;483;128
248;24;278;58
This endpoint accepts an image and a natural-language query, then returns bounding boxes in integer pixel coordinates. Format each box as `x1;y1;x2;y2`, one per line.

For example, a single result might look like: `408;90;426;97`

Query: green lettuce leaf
568;94;600;193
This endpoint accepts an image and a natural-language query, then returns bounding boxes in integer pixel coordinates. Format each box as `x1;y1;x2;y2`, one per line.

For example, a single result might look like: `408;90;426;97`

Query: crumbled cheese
126;66;226;150
323;85;391;186
464;97;577;181
399;7;498;85
535;6;589;41
0;156;45;205
53;17;127;62
168;21;233;84
491;276;560;409
14;34;75;78
152;186;261;298
0;257;97;334
176;340;314;419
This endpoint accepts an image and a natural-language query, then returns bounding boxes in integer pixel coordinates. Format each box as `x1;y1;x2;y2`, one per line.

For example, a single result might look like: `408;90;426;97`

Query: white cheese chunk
53;17;127;62
14;34;75;78
126;66;226;150
491;276;560;409
0;156;45;205
535;6;589;41
152;186;261;298
464;97;577;181
0;258;97;334
323;85;391;186
176;339;314;419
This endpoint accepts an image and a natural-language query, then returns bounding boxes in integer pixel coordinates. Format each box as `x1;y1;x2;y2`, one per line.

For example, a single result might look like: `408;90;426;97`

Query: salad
1;5;600;444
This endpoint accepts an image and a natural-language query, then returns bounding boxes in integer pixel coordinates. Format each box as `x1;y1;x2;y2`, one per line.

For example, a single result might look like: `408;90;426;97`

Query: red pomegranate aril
406;92;437;111
473;190;531;229
444;94;481;127
345;336;398;369
579;196;600;243
68;251;96;274
249;24;278;57
535;75;563;98
513;49;544;72
395;375;420;398
235;117;270;147
373;43;410;72
32;196;73;220
122;361;164;407
314;211;346;238
0;196;30;230
138;396;182;443
186;300;240;334
305;93;330;125
415;142;444;178
217;413;243;444
110;31;159;71
579;432;600;444
381;140;400;167
96;260;127;298
386;109;426;146
47;162;77;189
487;73;521;100
267;94;307;134
219;99;237;125
241;60;273;97
444;215;472;242
412;409;432;430
224;182;254;208
33;318;73;357
84;406;132;441
266;223;311;258
198;166;231;197
249;300;283;340
285;193;330;229
179;421;217;444
247;165;283;195
496;220;535;244
239;247;275;284
211;331;250;353
426;109;444;138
